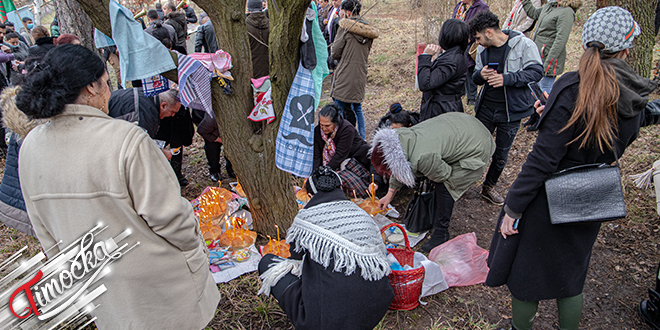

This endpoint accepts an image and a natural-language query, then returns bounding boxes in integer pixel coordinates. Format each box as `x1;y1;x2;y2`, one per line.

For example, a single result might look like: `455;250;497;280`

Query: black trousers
433;182;455;229
203;139;233;175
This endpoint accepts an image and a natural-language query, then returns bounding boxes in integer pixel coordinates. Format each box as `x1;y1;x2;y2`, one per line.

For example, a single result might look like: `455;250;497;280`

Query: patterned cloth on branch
142;75;170;97
178;53;214;118
109;0;176;86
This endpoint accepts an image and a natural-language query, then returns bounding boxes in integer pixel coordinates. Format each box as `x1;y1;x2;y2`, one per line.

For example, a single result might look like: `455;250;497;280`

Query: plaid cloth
142;75;170;97
338;158;371;198
276;62;316;177
178;53;214;118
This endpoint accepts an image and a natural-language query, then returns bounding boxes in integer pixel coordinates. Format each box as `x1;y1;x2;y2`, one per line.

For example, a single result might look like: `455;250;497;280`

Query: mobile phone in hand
488;63;499;71
528;82;547;105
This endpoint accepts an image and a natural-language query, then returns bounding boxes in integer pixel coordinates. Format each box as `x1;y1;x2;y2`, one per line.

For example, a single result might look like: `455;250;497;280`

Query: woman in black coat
258;166;394;330
486;7;659;330
313;104;370;171
417;19;469;121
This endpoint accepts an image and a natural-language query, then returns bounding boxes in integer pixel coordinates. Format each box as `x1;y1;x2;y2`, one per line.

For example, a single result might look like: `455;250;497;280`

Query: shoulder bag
544;149;626;225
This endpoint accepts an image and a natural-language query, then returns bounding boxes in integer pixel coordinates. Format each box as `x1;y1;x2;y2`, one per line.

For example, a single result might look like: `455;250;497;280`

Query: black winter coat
165;11;188;48
313;119;370;171
417;46;468;120
486;60;659;301
108;88;161;138
279;189;394;330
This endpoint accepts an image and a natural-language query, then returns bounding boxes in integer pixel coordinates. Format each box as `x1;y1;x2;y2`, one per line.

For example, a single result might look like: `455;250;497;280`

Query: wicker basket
381;223;425;311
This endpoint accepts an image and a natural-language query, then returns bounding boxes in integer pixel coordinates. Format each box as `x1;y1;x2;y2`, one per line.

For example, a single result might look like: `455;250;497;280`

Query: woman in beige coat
15;45;220;329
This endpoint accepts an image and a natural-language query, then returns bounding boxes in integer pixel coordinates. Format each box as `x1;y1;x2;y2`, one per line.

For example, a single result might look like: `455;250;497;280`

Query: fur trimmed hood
339;17;379;40
370;127;415;188
1;87;45;140
557;0;582;11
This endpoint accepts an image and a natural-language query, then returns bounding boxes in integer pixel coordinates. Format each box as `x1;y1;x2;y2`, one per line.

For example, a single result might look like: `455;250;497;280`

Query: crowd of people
0;0;659;329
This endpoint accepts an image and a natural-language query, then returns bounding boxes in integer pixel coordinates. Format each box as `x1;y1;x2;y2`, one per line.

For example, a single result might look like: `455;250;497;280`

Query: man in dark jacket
155;2;165;20
163;2;188;54
469;11;542;205
195;13;218;53
183;4;197;23
145;9;177;46
452;0;489;105
246;0;269;79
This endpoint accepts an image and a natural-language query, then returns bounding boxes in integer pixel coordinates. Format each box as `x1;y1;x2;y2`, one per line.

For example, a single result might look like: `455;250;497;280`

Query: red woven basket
381;223;425;311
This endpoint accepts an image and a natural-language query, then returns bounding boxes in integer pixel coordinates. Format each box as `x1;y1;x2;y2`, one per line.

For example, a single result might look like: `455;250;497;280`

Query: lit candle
275;224;280;242
371;174;375;204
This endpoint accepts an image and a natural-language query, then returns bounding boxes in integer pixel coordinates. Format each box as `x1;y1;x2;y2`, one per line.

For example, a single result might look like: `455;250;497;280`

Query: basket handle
380;223;412;251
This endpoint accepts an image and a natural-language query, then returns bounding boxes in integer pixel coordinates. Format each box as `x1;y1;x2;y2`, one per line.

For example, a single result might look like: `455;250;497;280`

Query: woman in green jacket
371;112;495;252
522;0;582;93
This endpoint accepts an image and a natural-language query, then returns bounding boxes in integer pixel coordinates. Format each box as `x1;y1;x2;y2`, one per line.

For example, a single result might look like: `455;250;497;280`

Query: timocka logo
8;231;126;321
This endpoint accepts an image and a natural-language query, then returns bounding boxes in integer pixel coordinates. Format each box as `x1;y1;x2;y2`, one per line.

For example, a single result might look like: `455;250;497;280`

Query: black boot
639;289;660;330
170;151;188;187
421;227;449;253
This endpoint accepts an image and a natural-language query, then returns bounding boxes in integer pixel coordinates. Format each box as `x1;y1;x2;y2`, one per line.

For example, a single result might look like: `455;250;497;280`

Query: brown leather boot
481;185;504;206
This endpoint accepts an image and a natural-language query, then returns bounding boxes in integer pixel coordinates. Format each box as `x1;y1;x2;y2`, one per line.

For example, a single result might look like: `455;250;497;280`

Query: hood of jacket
246;12;269;29
557;0;582;11
370;127;415;188
166;11;187;26
607;58;658;118
339;17;379;40
1;87;45;140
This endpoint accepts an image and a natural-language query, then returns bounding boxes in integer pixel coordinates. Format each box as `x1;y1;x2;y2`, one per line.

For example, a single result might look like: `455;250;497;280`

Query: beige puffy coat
19;104;220;330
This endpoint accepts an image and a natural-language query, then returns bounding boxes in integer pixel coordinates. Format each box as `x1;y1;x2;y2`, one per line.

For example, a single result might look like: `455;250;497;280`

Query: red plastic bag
427;232;489;287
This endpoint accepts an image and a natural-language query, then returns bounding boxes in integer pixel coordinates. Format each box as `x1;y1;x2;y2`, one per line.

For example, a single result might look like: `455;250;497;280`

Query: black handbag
544;151;626;225
403;179;436;233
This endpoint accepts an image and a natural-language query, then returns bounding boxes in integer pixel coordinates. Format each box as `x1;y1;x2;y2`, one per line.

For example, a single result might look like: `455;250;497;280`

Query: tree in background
597;0;659;77
76;0;308;237
54;0;95;50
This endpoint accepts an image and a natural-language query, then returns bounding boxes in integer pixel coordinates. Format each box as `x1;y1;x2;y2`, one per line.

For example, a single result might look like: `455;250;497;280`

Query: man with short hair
4;22;28;45
195;13;218;53
163;1;188;53
145;8;177;46
155;2;165;20
20;17;33;46
469;11;542;205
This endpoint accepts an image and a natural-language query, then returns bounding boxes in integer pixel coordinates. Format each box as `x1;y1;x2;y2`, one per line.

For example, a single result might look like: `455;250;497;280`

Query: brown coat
247;12;270;79
19;104;220;330
330;17;378;104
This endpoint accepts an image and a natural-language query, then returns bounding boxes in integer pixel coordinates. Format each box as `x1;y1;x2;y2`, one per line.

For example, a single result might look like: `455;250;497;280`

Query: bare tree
76;0;309;237
597;0;659;77
54;0;95;50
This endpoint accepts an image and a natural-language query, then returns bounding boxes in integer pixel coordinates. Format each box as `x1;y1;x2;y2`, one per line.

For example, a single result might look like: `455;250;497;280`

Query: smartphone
488;63;499;71
528;82;547;105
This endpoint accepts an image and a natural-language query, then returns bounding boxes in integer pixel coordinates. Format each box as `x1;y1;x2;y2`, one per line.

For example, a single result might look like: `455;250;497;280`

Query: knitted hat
247;0;263;12
582;6;640;54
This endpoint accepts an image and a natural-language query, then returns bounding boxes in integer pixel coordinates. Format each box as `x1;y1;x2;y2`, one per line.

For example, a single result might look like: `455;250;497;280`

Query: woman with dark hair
149;22;174;49
258;166;393;329
486;7;660;330
377;102;420;129
313;104;372;197
417;19;469;120
15;44;220;329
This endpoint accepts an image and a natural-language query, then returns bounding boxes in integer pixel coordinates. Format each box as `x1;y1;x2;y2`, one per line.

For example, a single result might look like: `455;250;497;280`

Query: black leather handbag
403;179;436;233
544;153;626;225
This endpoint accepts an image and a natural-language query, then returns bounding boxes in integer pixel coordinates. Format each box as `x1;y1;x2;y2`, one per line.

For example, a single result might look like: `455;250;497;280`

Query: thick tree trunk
76;0;307;237
596;0;658;77
54;0;96;50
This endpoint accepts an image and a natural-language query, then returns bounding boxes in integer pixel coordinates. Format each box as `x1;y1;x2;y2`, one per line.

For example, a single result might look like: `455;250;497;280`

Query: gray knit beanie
247;0;263;12
582;6;640;54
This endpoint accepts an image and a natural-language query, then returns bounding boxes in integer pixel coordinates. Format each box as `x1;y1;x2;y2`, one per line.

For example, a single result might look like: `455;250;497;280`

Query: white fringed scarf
259;201;391;295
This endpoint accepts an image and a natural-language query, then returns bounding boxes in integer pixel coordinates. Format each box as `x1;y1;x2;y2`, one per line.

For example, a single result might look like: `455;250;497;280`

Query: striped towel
275;62;316;178
178;53;214;118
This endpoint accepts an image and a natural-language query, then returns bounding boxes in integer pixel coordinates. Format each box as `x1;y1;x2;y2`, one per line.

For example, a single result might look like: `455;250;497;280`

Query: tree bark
76;0;308;237
54;0;96;50
596;0;658;77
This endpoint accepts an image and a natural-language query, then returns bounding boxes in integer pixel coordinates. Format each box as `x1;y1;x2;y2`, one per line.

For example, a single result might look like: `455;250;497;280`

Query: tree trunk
54;0;96;50
596;0;658;77
33;0;42;26
76;0;307;237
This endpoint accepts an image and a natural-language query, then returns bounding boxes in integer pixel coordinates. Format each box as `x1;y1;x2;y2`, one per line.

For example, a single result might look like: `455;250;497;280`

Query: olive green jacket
372;112;495;201
522;0;581;77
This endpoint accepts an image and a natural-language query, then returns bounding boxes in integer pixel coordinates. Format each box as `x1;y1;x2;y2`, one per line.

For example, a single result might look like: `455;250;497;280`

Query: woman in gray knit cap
486;6;660;330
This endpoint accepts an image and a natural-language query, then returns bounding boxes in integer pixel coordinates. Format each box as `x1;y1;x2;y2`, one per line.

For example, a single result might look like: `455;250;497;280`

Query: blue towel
109;0;176;86
94;29;115;48
276;62;316;178
310;2;329;111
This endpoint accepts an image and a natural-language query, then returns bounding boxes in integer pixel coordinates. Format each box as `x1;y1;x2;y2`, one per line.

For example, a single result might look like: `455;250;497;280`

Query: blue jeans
476;105;521;187
334;99;365;139
539;76;555;94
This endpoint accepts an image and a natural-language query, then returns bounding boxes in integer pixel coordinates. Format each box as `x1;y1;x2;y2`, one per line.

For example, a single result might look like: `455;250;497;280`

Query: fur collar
1;87;45;140
557;0;582;11
339;17;379;39
371;128;415;188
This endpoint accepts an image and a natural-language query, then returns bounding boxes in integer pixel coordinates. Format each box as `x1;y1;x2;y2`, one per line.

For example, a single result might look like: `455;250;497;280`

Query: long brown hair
561;43;620;152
